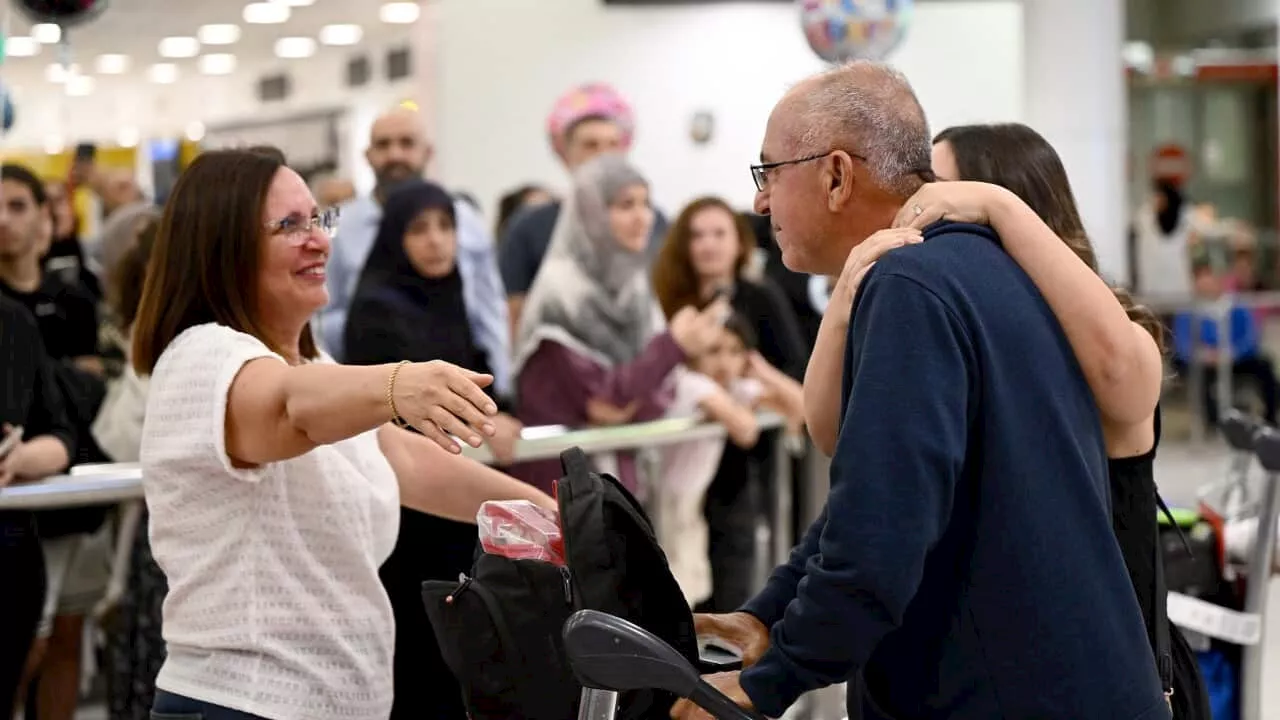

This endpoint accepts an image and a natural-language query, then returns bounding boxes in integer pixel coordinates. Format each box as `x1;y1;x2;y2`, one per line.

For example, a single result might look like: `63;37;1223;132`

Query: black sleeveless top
1107;409;1211;719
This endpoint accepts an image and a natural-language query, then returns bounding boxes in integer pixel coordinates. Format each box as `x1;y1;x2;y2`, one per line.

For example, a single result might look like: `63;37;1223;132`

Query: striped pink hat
546;82;635;161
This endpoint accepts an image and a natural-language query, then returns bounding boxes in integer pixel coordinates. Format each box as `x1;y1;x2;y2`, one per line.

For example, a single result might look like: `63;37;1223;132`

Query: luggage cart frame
1188;411;1280;720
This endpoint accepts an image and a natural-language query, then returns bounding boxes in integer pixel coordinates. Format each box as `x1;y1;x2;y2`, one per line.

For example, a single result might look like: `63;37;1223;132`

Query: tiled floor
72;439;1280;720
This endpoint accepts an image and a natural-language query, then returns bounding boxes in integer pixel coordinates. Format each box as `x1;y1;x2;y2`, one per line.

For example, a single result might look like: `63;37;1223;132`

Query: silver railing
0;413;795;587
1138;290;1280;443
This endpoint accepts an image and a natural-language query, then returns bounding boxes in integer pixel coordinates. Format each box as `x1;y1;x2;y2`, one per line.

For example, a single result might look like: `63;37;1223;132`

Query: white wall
431;0;1024;218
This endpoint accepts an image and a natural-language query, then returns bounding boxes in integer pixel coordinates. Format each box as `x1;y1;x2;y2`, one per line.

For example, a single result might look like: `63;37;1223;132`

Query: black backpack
422;448;700;720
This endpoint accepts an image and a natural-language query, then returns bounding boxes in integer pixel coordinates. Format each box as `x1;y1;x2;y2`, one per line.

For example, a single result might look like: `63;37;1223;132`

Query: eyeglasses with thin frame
750;151;936;192
751;152;842;192
266;206;341;245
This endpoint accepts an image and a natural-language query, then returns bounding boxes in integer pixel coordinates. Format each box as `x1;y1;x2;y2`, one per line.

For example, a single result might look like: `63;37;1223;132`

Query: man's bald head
781;61;932;198
753;61;932;274
366;106;432;196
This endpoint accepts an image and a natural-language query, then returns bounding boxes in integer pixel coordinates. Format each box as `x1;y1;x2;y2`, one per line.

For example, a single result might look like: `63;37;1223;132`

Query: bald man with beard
315;107;510;396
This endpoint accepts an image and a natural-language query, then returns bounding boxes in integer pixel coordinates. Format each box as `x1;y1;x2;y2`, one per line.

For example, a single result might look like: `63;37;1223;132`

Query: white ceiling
1;0;417;80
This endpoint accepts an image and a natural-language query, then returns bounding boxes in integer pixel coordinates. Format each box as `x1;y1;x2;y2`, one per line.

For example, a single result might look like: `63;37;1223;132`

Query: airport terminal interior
0;0;1279;718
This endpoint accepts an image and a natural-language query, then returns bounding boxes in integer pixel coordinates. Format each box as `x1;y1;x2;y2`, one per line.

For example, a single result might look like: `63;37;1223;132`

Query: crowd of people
5;57;1275;720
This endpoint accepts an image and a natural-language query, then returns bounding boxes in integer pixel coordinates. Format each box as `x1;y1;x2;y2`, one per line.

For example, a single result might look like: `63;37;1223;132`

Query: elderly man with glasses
678;61;1170;720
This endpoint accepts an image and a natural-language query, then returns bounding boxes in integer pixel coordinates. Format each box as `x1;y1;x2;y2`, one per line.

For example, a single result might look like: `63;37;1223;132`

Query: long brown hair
651;196;755;320
132;148;318;373
934;123;1166;351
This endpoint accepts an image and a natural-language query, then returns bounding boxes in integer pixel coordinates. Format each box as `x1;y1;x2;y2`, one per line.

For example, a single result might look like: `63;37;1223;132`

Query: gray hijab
93;202;161;283
513;154;663;376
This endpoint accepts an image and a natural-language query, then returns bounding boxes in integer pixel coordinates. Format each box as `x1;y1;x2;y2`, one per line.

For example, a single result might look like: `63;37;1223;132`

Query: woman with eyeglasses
129;148;554;720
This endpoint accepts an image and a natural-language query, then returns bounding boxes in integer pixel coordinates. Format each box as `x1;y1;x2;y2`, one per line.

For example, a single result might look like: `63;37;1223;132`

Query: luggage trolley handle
1219;410;1262;518
1240;427;1280;720
1221;409;1261;454
565;610;766;720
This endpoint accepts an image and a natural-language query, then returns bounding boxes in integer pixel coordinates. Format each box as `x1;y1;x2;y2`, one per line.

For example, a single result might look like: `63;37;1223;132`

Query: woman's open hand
829;228;922;317
893;180;1016;231
393;361;498;454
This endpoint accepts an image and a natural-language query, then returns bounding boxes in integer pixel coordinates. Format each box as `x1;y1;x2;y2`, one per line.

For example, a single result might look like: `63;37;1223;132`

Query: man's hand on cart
694;612;770;666
669;671;754;720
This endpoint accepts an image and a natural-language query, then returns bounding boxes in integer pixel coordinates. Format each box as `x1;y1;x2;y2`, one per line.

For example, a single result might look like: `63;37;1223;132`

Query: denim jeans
151;690;269;720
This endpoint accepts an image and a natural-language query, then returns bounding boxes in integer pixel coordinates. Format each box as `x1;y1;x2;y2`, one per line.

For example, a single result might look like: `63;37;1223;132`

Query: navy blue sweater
739;223;1169;720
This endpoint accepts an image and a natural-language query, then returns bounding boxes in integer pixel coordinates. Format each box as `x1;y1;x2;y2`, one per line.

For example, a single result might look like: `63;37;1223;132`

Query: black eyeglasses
750;152;937;192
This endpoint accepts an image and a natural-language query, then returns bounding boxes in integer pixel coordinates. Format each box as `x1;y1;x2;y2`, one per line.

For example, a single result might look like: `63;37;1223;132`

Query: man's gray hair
792;61;932;198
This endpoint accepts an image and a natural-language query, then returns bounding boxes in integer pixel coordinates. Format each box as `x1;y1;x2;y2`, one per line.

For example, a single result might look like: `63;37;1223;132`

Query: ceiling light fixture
148;63;178;84
45;63;74;83
186;121;206;142
159;36;200;58
6;36;39;57
32;23;61;43
379;2;420;24
117;127;139;148
95;54;129;74
318;24;362;46
199;53;237;75
274;36;316;59
198;24;242;45
243;2;290;24
65;75;93;97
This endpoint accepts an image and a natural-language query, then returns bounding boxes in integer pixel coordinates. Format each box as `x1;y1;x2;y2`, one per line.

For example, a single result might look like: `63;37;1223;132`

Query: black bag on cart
423;448;702;720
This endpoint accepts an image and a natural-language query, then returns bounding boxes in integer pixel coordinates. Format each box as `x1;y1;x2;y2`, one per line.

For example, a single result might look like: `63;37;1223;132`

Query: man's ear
825;151;858;212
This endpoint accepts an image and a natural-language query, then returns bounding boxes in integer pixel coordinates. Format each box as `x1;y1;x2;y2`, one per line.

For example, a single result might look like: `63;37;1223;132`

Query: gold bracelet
386;360;411;428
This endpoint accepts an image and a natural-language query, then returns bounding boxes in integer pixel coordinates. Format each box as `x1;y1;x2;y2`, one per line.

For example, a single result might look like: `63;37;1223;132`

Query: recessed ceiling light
159;36;200;58
186;121;206;142
379;2;420;24
243;2;290;24
6;37;39;57
32;24;61;44
318;24;362;46
274;36;316;59
45;63;75;83
65;75;93;97
95;54;129;74
199;53;237;75
198;24;242;45
117;126;139;148
148;63;178;84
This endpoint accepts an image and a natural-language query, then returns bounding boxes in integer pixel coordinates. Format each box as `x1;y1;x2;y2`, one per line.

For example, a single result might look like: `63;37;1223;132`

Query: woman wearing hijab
511;154;726;495
344;180;522;720
499;83;671;343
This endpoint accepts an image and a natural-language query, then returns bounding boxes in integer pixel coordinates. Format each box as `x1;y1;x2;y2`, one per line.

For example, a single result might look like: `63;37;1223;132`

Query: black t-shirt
0;296;77;460
0;296;77;528
0;274;99;361
43;235;102;301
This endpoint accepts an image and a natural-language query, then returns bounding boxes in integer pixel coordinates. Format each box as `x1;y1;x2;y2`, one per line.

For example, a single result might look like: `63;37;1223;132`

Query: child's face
1193;267;1222;299
692;327;748;387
